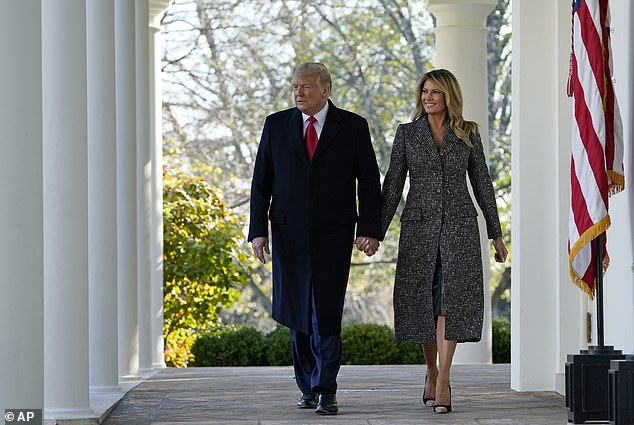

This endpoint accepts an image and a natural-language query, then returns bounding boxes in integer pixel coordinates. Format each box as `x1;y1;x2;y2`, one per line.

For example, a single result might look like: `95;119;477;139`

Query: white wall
603;0;634;355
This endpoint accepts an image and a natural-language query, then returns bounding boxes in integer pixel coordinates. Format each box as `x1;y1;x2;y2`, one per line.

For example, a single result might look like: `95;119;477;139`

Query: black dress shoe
297;393;318;409
315;393;338;415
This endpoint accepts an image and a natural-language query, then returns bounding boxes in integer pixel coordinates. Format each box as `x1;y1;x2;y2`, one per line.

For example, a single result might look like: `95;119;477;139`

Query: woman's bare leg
422;343;438;405
435;315;456;412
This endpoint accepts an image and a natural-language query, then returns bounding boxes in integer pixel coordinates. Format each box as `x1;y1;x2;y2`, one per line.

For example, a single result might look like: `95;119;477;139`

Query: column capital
150;0;171;27
427;0;497;27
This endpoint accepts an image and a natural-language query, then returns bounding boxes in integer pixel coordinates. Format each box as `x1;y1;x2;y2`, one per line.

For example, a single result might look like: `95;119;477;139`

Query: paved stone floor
102;364;569;425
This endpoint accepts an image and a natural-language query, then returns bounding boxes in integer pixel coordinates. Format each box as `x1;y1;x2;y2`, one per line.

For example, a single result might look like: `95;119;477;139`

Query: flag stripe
571;66;609;207
577;3;605;102
570;155;598;239
568;0;624;298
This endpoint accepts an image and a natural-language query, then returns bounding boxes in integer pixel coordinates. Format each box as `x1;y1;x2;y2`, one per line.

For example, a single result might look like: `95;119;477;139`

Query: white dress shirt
302;102;329;139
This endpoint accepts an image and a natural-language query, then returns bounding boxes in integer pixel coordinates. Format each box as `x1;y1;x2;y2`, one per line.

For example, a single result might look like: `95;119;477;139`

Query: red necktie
305;116;318;161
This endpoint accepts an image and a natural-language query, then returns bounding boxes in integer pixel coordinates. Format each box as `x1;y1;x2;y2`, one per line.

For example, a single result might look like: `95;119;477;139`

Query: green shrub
191;326;264;366
163;169;249;366
492;316;511;363
264;326;292;366
341;323;400;365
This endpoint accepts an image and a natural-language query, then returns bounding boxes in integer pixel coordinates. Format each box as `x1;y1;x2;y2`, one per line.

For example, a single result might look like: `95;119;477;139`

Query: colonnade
0;0;497;417
1;1;632;420
0;0;170;420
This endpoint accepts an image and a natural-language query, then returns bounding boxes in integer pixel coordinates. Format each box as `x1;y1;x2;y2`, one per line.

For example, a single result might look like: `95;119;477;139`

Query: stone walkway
102;364;568;424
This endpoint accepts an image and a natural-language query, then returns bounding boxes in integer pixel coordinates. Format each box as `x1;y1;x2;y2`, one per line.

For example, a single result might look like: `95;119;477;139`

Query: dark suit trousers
291;292;341;394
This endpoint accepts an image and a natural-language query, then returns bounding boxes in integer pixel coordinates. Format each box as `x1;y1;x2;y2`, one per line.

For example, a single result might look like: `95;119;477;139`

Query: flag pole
594;233;604;347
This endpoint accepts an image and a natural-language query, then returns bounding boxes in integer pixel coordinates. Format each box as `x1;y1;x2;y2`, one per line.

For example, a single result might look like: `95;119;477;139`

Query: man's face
292;74;329;116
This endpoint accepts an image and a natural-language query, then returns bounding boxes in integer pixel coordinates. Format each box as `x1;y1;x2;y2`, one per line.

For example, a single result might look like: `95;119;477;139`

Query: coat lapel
288;108;308;165
417;115;461;159
439;127;460;158
416;116;439;158
311;100;342;162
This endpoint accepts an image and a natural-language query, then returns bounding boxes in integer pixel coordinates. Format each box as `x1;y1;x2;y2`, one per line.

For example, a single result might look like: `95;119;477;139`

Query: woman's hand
355;236;380;256
493;236;508;263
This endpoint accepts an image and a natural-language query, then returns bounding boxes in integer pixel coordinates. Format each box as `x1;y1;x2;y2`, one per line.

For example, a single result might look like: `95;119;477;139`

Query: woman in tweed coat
380;69;508;413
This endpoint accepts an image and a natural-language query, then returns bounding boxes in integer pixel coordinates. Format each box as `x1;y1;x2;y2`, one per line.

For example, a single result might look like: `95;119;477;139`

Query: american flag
568;0;624;298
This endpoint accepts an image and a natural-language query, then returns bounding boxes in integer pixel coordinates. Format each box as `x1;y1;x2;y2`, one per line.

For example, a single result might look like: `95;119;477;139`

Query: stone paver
102;364;568;425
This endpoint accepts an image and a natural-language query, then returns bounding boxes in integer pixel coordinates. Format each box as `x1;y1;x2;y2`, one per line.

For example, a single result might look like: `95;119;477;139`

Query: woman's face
421;79;447;117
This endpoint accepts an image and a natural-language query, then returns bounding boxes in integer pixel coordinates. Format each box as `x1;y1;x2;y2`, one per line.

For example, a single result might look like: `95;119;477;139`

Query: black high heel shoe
422;376;435;407
432;385;451;413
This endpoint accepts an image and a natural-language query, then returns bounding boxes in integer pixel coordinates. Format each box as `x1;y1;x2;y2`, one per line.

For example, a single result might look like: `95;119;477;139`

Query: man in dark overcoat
248;62;381;415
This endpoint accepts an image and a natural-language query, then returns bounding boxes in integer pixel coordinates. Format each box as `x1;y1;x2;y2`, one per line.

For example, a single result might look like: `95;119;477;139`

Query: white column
88;0;120;393
136;0;154;372
42;0;94;418
116;0;139;379
0;0;44;409
150;1;171;369
553;0;587;395
511;0;568;391
427;0;497;364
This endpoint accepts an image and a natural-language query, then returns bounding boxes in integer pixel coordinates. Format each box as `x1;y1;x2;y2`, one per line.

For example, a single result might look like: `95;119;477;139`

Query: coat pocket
400;207;422;222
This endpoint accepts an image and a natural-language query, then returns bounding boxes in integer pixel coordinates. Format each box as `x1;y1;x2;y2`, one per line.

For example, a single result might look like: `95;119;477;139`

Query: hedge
190;326;265;366
191;320;511;366
263;325;293;366
492;317;511;363
342;323;423;365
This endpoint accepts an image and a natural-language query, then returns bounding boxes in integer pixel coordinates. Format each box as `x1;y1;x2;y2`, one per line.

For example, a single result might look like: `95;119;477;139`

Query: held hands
355;236;380;257
254;235;380;262
493;236;508;263
251;236;270;264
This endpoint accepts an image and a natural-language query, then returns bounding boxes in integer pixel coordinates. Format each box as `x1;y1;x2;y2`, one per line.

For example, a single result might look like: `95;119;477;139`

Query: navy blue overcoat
248;100;382;335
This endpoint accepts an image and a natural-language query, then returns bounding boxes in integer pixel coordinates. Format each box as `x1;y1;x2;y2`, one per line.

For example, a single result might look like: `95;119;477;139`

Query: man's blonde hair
293;62;332;91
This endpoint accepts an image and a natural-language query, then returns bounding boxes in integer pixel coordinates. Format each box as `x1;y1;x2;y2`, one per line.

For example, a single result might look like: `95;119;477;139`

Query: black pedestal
566;346;625;423
608;355;634;425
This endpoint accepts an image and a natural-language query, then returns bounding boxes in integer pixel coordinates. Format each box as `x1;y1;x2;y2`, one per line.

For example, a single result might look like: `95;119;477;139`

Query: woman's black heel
432;385;451;413
422;376;435;407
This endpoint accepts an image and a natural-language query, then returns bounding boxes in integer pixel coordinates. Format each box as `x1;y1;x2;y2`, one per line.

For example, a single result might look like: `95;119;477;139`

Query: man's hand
354;236;380;257
251;236;270;264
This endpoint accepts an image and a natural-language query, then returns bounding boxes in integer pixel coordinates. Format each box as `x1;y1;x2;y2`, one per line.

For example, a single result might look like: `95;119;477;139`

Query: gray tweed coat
381;116;502;344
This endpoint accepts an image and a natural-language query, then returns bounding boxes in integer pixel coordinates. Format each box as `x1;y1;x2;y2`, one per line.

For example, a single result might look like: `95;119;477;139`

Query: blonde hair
292;62;332;91
412;69;478;147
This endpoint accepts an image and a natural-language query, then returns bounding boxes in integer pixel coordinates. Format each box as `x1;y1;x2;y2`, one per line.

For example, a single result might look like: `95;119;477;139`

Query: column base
89;385;121;394
44;408;97;425
152;361;167;369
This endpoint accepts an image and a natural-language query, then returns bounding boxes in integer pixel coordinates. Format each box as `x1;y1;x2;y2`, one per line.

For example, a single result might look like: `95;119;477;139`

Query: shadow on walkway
102;364;567;424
